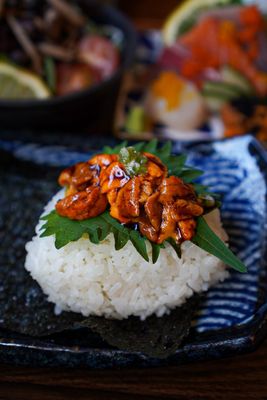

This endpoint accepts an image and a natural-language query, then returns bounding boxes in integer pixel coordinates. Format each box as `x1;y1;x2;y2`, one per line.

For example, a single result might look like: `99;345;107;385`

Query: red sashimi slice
177;16;267;95
157;43;191;72
78;35;120;79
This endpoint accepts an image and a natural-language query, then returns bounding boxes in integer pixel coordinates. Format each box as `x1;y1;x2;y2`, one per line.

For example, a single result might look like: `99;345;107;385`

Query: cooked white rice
25;190;229;320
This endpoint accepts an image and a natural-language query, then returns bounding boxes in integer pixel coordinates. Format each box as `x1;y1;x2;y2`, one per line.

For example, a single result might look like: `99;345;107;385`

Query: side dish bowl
0;0;137;134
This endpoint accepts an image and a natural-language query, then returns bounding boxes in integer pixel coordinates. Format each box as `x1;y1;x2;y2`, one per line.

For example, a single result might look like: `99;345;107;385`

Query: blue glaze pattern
187;137;267;331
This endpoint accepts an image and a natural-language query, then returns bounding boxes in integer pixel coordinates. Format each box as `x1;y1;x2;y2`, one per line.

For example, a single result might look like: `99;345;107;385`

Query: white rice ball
25;191;229;320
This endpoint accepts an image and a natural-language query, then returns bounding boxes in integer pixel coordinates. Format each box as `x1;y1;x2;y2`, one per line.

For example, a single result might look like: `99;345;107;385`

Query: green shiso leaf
141;138;158;153
156;140;172;161
179;168;204;183
193;183;221;198
40;210;84;249
102;141;128;155
166;154;187;176
113;229;129;250
41;210;150;263
133;141;145;151
191;216;247;273
129;230;149;262
151;242;161;264
102;212;130;250
40;140;246;272
167;238;182;259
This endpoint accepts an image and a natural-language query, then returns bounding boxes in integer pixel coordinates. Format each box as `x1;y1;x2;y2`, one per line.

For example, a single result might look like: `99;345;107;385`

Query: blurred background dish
115;0;267;143
1;0;267;142
0;0;136;133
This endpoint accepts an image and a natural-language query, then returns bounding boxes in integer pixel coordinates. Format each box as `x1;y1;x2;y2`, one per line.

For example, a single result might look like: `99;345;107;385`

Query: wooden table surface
1;3;267;399
0;340;267;399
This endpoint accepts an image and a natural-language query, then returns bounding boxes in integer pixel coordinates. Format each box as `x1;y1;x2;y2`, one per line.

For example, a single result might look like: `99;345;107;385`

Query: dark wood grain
118;0;183;29
118;0;182;24
0;339;267;399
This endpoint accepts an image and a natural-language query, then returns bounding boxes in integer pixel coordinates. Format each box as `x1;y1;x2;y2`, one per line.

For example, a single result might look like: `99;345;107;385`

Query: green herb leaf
167;238;182;259
193;183;208;193
141;138;158;153
133;141;146;152
113;229;129;250
119;146;148;177
193;183;219;197
179;168;204;183
166;154;187;176
41;210;151;263
102;213;135;252
191;216;247;273
151;242;161;263
44;57;56;93
101;212;126;232
103;141;128;155
129;230;149;262
133;140;190;177
193;184;222;208
40;210;85;249
157;141;172;161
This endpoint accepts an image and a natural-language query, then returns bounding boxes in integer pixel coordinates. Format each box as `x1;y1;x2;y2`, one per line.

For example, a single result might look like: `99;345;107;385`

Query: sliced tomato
56;63;98;96
78;35;120;79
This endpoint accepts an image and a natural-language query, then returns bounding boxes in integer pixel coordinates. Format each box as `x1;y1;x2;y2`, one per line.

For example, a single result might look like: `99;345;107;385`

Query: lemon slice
162;0;236;45
0;61;51;100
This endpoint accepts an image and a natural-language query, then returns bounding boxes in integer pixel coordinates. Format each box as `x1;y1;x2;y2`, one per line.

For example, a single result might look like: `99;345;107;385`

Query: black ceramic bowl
0;0;136;135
